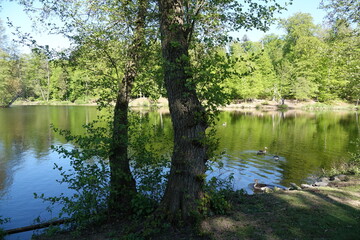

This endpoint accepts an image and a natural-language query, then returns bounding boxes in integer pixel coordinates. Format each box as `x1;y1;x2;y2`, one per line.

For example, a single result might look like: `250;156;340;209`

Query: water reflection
0;106;359;239
0;106;100;240
215;110;359;189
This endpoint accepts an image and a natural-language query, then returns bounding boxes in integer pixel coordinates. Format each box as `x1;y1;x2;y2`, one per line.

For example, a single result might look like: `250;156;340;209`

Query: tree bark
158;0;208;224
108;0;147;215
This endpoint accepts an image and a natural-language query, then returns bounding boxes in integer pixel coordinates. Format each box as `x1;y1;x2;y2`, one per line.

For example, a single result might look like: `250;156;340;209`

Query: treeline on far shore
1;12;359;108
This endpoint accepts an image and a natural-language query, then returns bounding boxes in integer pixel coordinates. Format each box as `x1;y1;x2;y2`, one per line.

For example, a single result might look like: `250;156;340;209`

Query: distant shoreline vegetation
12;97;359;111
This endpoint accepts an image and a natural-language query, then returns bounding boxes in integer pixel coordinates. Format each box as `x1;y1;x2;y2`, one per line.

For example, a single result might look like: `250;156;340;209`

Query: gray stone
319;177;330;182
313;181;329;187
300;184;314;189
289;183;301;190
337;175;348;181
330;176;341;181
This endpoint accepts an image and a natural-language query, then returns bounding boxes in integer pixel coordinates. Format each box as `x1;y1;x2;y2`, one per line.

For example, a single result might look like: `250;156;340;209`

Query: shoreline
13;98;359;111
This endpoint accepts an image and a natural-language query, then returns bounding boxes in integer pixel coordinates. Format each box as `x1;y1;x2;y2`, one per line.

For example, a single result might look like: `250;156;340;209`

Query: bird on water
257;147;267;155
253;179;269;191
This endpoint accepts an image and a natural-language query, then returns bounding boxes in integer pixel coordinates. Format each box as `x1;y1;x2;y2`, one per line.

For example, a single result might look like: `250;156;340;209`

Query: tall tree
0;49;22;107
109;0;147;214
25;49;52;101
321;0;360;104
277;13;330;100
158;0;208;223
157;0;290;223
0;20;22;107
320;0;360;25
16;0;150;215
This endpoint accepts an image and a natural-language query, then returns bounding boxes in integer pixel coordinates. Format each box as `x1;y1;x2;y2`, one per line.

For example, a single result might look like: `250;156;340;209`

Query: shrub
277;104;288;110
34;112;171;233
0;216;10;240
323;138;360;176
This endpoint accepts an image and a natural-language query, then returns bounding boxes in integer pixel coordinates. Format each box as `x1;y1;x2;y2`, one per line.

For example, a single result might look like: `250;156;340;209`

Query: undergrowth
0;216;10;240
323;138;360;176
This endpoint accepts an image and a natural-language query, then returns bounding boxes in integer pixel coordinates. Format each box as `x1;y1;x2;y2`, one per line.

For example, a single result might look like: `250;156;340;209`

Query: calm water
0;106;359;239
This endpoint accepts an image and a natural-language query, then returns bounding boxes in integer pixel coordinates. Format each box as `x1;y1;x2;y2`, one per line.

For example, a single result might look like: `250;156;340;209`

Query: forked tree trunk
158;0;208;224
108;0;147;215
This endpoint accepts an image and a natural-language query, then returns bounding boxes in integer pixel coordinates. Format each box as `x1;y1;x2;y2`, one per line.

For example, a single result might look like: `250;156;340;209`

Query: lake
0;106;359;239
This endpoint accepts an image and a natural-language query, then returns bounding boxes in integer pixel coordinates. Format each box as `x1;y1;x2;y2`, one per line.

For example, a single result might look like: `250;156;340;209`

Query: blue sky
0;0;70;53
234;0;327;41
0;0;327;53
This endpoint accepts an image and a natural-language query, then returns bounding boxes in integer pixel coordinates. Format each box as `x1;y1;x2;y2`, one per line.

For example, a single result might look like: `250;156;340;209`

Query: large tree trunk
108;0;147;215
158;0;208;224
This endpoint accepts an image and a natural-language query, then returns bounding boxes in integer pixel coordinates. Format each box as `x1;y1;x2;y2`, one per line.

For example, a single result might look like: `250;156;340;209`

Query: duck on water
257;147;267;155
257;147;280;160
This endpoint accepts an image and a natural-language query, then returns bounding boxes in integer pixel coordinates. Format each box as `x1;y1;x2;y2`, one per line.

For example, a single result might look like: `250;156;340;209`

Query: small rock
313;181;329;187
337;175;348;181
274;186;288;192
300;184;314;189
319;177;330;182
330;176;341;181
264;187;273;193
289;183;301;190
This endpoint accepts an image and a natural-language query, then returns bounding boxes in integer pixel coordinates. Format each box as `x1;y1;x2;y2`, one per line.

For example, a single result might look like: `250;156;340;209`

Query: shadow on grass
202;189;360;240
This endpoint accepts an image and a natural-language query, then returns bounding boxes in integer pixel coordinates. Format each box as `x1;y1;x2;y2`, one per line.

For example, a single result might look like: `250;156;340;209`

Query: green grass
302;102;358;110
202;183;360;240
277;104;288;110
31;182;360;240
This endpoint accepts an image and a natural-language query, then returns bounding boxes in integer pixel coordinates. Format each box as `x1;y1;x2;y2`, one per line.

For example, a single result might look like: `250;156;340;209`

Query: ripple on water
210;150;286;192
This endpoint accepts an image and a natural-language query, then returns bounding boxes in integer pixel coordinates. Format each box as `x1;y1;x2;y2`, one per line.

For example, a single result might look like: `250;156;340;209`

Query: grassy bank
222;99;359;111
202;180;360;240
29;177;360;240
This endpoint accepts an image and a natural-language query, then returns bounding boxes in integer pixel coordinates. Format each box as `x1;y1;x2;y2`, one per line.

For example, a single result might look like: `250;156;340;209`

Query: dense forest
1;11;359;108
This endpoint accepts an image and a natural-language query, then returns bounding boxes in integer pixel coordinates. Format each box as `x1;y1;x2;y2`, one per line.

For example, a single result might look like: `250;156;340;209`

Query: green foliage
0;21;22;107
1;9;359;106
33;112;172;230
0;50;22;107
0;216;10;225
0;216;10;240
34;117;112;230
349;138;360;164
292;77;318;100
320;0;360;25
18;49;57;102
191;46;234;116
200;175;235;216
277;104;288;110
128;113;171;204
225;41;274;101
323;138;360;176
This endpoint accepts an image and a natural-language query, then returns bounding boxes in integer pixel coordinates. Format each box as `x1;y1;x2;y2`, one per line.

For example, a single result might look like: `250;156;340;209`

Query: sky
234;0;328;41
0;0;328;53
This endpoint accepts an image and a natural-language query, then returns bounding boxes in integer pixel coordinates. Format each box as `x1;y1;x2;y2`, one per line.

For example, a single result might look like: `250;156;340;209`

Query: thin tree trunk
37;79;47;102
158;0;208;224
46;61;50;101
108;0;147;215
